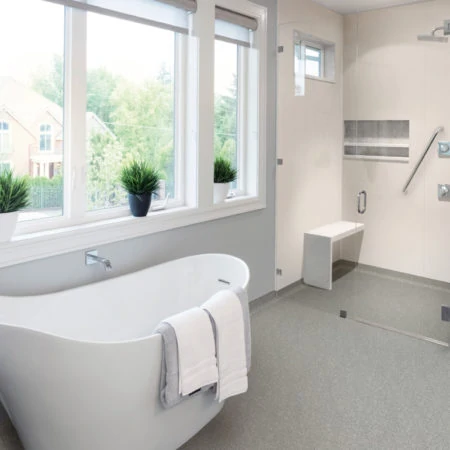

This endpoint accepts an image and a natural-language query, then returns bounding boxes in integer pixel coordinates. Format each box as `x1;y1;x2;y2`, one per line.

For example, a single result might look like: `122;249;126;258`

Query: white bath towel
202;290;248;402
163;307;218;396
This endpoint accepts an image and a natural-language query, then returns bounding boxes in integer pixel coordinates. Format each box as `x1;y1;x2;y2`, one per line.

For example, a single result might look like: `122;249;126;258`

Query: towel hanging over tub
202;289;249;402
155;307;218;408
155;288;251;408
162;307;218;396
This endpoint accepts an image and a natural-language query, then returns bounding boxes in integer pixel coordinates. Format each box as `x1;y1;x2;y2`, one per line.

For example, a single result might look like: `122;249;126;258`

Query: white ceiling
312;0;432;15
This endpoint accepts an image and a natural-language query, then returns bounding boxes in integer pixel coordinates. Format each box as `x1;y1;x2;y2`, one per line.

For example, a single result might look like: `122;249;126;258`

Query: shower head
418;21;450;43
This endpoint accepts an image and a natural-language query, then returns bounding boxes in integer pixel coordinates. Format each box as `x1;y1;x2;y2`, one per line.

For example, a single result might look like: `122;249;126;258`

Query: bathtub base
7;391;223;450
0;327;225;450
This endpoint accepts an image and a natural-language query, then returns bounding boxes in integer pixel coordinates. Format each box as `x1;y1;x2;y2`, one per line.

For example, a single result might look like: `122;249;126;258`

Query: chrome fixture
438;142;450;158
357;190;367;214
85;250;112;271
403;127;444;193
438;184;450;201
417;20;450;43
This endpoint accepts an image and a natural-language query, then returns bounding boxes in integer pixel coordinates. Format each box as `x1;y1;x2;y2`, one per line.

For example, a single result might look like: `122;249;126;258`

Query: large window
214;40;239;191
0;0;64;221
86;12;176;211
0;122;11;153
0;0;267;266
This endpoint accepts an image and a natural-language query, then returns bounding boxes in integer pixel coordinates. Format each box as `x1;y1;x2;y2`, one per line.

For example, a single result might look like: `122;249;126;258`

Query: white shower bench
303;221;364;290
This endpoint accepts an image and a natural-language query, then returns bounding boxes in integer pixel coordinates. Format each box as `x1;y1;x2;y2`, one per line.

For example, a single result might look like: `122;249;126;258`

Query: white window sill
0;196;265;269
305;75;336;84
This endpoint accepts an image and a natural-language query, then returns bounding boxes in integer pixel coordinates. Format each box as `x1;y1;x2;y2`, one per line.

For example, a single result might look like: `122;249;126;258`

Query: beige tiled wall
342;0;450;282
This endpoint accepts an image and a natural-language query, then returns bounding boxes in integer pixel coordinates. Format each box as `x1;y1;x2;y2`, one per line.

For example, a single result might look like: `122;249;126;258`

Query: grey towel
154;322;183;409
155;323;215;409
155;287;251;409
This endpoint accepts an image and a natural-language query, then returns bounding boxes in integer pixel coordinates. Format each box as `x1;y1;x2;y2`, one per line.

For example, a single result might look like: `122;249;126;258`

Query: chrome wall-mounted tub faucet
85;250;112;271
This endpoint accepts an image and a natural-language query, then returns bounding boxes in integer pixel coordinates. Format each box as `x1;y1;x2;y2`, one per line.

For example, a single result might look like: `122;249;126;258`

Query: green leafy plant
214;157;237;184
120;160;161;196
0;169;30;213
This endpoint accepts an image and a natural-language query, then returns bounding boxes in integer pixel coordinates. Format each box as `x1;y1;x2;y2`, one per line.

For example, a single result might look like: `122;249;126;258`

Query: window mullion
191;0;215;210
174;33;185;205
64;7;87;220
238;45;247;195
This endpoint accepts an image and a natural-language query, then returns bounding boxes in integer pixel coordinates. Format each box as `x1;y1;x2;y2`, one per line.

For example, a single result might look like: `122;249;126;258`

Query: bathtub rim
0;253;250;345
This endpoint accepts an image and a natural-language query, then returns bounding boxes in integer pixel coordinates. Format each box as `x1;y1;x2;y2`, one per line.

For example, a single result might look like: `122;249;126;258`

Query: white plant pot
0;211;19;242
214;183;230;203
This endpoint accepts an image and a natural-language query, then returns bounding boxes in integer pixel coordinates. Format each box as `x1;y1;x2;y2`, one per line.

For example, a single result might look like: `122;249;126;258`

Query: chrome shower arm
431;26;445;36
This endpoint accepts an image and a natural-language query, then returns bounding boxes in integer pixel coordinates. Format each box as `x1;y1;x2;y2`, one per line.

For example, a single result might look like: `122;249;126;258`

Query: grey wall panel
0;209;274;300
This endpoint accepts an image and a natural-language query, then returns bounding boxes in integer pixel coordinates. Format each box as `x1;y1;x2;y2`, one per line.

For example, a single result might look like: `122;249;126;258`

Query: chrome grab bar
403;127;444;193
357;190;367;214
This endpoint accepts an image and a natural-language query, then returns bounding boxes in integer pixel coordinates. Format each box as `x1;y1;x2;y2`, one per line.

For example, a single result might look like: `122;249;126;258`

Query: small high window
305;45;323;78
0;121;11;153
39;124;53;151
294;31;336;96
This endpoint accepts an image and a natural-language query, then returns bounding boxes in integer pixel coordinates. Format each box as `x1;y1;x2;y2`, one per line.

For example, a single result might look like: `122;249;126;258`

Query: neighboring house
0;76;110;178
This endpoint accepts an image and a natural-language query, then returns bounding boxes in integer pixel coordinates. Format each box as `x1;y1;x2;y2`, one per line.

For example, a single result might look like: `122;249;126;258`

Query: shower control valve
438;142;450;157
445;20;450;35
438;184;450;201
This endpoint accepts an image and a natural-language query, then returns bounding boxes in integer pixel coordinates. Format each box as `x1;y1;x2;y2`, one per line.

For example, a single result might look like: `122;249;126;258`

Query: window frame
1;0;268;270
39;124;53;152
83;13;182;213
213;38;242;195
295;31;336;87
304;41;324;79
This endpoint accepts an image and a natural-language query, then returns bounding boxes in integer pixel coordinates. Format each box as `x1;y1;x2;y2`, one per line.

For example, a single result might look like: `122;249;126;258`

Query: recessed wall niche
344;120;410;162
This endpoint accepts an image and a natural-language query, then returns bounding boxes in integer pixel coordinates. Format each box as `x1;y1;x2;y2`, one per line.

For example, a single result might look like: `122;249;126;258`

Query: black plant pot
128;193;152;217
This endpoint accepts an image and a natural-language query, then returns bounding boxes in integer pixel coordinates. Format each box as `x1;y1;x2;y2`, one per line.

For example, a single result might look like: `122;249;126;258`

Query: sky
0;0;236;95
0;1;65;86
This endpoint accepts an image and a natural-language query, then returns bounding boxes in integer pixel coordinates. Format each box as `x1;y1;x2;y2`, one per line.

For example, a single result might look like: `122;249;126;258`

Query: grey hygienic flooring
2;271;450;449
301;262;450;344
181;291;450;449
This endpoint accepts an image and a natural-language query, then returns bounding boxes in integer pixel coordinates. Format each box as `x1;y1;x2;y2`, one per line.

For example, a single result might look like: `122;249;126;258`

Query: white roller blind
215;6;258;47
44;0;196;34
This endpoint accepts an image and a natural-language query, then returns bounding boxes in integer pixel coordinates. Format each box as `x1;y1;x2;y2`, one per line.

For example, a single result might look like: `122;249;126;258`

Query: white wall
342;0;450;283
276;0;343;290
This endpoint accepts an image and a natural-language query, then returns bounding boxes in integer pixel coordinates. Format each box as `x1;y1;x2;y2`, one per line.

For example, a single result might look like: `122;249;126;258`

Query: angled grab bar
403;127;444;193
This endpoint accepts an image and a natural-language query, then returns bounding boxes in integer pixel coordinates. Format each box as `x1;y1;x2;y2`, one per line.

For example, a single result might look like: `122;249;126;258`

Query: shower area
276;0;450;346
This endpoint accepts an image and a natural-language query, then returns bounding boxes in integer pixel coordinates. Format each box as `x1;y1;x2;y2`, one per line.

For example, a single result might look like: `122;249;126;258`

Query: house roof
0;77;113;140
0;76;63;132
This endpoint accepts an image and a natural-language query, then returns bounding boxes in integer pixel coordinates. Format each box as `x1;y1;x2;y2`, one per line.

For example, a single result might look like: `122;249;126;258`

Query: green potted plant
0;169;30;242
214;157;237;203
120;160;161;217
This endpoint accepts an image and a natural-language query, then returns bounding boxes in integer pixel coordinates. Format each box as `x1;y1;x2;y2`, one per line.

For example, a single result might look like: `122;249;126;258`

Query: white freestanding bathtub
0;253;250;450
